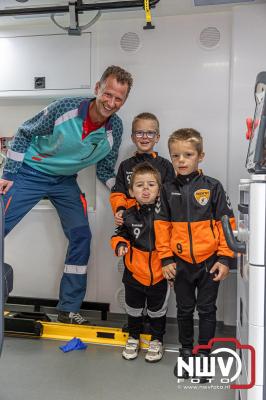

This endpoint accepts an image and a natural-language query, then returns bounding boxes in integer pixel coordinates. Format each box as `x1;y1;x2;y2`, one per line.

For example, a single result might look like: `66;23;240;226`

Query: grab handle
221;215;246;254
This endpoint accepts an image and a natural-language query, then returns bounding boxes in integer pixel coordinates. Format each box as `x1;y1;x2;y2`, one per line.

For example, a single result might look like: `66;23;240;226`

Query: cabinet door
0;32;91;92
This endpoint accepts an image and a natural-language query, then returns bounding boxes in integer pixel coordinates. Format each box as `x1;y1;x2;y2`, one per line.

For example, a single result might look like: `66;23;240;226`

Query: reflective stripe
147;284;170;318
64;264;87;274
7;149;25;162
106;130;113;148
55;109;79;126
106;177;116;190
125;303;143;317
80;193;87;216
4;195;12;212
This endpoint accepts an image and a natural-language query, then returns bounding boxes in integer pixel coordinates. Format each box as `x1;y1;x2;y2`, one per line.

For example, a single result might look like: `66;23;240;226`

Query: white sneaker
122;337;140;360
58;311;90;325
145;340;163;363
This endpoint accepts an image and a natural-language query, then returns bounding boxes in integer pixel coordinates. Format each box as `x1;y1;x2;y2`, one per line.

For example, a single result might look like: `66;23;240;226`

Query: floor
0;314;236;400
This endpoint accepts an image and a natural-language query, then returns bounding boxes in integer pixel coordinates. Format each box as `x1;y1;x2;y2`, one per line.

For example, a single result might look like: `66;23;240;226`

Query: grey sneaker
122;337;140;360
145;340;163;363
58;311;90;325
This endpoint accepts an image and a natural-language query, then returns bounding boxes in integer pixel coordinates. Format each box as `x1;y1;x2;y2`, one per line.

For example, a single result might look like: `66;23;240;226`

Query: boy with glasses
110;112;175;225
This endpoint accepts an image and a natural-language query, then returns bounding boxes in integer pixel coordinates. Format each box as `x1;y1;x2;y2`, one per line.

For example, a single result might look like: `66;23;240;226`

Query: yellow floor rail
41;321;151;348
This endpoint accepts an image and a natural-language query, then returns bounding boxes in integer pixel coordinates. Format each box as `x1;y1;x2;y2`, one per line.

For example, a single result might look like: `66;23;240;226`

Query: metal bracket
51;1;102;36
68;1;81;36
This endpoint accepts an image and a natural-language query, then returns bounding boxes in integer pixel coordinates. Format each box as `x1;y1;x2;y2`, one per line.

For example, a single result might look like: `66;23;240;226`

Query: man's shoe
58;311;90;325
194;352;213;384
122;337;140;360
145;340;163;363
174;348;193;379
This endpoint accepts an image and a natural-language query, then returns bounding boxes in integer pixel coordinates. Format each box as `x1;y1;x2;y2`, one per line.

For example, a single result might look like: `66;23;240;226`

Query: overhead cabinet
0;32;91;95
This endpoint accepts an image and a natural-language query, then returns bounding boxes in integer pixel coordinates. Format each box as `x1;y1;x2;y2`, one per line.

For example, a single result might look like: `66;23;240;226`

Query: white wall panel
1;10;237;320
229;4;266;211
94;12;232;315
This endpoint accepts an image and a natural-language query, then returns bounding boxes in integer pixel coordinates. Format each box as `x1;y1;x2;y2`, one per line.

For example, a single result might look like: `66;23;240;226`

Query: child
154;128;236;380
110;112;175;225
111;162;170;362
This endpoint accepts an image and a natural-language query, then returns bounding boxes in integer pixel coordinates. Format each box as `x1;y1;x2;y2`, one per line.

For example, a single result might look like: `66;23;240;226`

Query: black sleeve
163;160;176;184
111;162;128;195
211;181;235;220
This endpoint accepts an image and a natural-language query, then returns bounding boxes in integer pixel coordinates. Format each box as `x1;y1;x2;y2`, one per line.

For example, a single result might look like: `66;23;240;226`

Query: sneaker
174;348;193;379
58;311;90;325
122;337;140;360
145;340;163;363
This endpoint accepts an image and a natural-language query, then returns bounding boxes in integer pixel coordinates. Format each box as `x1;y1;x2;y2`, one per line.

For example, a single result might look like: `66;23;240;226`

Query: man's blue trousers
3;164;91;312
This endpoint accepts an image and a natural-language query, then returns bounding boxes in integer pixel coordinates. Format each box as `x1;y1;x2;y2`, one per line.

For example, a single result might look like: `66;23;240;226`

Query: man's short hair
132;112;159;133
129;162;161;191
99;65;133;96
168;128;203;154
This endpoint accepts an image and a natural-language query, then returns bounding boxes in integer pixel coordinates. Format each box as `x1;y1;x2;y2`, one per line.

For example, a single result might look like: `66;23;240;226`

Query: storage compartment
0;32;91;94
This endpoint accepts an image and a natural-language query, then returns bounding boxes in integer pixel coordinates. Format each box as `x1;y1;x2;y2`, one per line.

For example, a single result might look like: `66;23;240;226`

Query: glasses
133;130;158;139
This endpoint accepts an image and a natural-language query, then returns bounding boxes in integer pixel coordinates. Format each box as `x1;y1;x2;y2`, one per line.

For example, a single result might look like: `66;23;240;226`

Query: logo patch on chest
194;189;210;206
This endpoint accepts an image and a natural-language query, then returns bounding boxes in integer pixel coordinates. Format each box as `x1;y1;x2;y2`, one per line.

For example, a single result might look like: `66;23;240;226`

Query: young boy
154;128;236;380
111;162;170;362
110;112;175;225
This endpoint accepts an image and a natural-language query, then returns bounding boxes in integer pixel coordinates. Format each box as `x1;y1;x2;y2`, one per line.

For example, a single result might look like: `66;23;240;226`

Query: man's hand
0;179;13;195
115;210;124;226
117;245;128;257
210;262;230;282
162;263;176;281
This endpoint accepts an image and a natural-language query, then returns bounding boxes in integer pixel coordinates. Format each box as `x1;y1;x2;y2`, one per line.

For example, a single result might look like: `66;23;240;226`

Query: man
0;65;133;324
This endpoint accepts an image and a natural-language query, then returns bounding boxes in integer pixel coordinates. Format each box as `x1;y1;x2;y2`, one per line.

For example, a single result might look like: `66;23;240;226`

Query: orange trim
4;196;12;213
155;219;235;264
110;236;130;253
134;151;158;158
124;246;163;286
80;194;87;217
32;156;42;161
110;192;136;214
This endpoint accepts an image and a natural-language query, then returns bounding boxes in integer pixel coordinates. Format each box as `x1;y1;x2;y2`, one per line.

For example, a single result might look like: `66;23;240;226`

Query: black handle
238;203;249;215
221;215;246;254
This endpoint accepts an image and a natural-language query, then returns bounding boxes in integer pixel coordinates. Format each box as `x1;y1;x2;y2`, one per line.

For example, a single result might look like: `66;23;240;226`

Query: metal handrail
0;1;160;17
221;215;246;254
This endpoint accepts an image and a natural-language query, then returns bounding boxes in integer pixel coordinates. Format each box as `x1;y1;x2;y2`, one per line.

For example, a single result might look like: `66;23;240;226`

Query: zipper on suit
186;183;196;264
130;246;133;263
148;209;154;286
210;218;215;238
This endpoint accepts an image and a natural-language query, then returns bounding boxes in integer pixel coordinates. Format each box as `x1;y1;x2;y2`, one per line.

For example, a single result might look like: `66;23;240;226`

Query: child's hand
117;245;128;257
115;210;124;226
210;262;230;282
162;263;176;281
168;280;174;288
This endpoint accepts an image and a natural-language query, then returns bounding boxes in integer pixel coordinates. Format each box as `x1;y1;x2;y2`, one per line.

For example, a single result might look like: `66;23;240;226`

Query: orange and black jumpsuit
110;152;175;214
111;203;170;342
154;170;236;349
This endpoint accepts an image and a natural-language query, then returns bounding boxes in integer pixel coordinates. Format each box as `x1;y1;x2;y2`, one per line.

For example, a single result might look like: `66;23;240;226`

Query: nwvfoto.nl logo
176;338;255;389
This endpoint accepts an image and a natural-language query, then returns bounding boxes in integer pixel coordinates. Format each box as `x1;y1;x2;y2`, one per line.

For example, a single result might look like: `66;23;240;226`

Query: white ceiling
154;0;266;16
0;0;266;26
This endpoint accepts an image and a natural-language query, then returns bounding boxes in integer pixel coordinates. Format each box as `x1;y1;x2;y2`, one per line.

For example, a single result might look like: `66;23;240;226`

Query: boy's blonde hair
168;128;203;154
129;162;161;191
132;112;159;133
